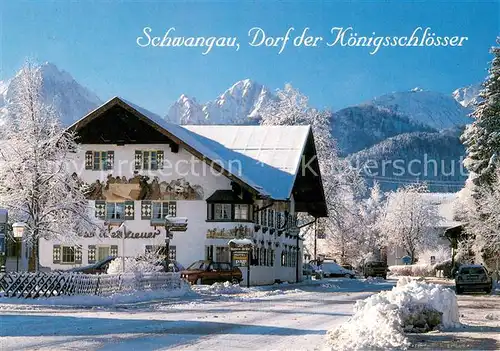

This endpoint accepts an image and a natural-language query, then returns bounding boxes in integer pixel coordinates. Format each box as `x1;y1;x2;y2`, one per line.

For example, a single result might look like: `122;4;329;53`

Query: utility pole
314;218;317;261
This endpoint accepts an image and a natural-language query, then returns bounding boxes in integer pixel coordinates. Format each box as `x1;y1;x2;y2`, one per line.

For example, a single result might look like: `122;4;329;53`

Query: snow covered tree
462;38;500;189
0;62;98;271
260;84;365;262
357;182;385;261
459;38;500;271
377;183;442;264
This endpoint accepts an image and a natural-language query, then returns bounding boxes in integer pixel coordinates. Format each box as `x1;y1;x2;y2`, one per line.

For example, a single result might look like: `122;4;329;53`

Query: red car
181;260;242;285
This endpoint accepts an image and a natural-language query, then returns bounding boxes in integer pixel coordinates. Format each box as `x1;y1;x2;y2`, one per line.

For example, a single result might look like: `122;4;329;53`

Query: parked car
67;256;116;274
455;264;492;294
303;263;322;278
180;260;243;285
363;261;388;279
66;256;185;274
311;260;356;278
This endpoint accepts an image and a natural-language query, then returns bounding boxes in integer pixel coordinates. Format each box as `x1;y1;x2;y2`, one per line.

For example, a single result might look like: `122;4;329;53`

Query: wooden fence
0;271;182;299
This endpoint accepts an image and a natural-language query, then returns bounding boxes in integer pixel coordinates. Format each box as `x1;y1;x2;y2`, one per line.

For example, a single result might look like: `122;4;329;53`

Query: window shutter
88;245;96;264
141;201;152;219
95;200;106;219
74;246;82;264
53;245;61;264
134;151;142;170
106;151;114;170
166;201;177;217
124;201;135;220
157;150;164;169
85;151;93;170
110;245;118;257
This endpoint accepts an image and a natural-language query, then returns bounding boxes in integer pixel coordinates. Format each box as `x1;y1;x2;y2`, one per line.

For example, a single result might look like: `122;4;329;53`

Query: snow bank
107;256;162;274
200;281;245;295
327;277;460;350
0;281;193;307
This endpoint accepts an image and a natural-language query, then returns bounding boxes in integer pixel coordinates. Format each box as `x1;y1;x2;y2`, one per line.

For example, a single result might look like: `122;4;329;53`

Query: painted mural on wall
76;173;204;201
206;225;252;239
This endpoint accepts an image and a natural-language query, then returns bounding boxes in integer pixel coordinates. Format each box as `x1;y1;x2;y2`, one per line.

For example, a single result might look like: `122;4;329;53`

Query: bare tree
0;62;98;271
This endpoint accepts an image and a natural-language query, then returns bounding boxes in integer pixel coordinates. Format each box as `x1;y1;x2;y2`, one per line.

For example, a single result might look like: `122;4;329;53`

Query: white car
311;260;356;279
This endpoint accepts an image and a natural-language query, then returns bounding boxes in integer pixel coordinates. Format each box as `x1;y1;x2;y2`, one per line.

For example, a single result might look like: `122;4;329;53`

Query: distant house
387;192;463;266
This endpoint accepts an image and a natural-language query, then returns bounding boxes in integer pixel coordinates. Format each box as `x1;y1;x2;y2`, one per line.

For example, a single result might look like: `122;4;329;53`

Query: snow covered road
0;279;394;351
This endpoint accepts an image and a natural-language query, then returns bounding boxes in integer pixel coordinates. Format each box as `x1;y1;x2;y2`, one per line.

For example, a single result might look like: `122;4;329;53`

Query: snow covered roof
184;125;310;200
67;97;326;211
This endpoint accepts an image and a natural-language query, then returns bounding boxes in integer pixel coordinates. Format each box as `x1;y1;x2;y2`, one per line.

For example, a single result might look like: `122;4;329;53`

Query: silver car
455;264;492;294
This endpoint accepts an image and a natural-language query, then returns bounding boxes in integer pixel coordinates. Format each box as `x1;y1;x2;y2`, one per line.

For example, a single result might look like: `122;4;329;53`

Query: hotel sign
80;229;162;239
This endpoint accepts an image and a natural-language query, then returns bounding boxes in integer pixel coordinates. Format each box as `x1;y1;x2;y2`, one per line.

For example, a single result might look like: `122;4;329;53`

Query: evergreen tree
462;38;500;189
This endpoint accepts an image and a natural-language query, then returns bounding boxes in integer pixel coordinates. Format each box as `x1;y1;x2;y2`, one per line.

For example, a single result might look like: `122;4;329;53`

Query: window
234;204;249;220
215;246;230;262
151;201;177;221
85;151;114;170
106;202;125;220
97;246;110;261
214;204;232;220
62;246;75;263
145;245;176;260
207;203;252;221
135;150;164;170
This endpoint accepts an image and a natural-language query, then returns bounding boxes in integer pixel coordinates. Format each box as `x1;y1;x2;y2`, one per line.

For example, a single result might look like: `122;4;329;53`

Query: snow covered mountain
166;79;274;125
0;62;101;126
366;88;472;130
348;127;467;192
452;83;481;108
167;94;207;124
330;104;436;156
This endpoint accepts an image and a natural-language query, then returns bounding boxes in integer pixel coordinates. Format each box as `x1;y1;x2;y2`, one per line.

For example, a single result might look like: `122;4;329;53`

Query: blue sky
1;1;499;115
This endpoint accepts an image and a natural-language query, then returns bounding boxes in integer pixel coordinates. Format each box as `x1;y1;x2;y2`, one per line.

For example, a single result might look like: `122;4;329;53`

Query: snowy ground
408;279;500;350
0;278;394;351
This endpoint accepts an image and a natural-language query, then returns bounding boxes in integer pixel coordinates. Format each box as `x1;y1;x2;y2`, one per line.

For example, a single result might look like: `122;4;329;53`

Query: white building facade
37;97;327;285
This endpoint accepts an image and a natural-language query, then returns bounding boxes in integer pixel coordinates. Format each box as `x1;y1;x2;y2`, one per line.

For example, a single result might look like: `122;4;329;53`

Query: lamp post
12;222;26;272
118;222;126;272
164;216;188;272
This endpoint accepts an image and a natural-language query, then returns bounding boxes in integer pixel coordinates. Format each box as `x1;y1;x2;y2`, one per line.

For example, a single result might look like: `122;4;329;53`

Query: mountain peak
1;62;102;125
452;83;481;108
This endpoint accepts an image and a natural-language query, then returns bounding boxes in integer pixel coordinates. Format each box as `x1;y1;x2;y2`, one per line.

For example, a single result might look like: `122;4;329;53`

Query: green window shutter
53;245;61;264
110;245;118;257
134;150;142;170
157;150;164;169
124;201;135;220
74;246;82;264
107;151;114;170
88;245;96;264
168;201;177;217
85;151;93;170
141;201;152;219
95;200;106;219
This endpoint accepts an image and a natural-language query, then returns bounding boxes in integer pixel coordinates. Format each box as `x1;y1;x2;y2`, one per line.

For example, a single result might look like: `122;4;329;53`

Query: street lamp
12;222;26;272
118;222;126;272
